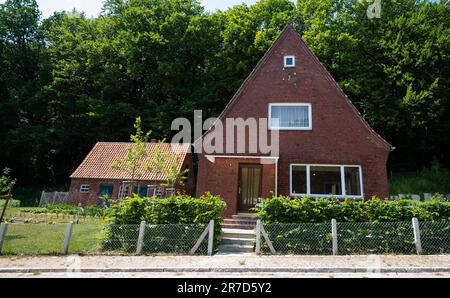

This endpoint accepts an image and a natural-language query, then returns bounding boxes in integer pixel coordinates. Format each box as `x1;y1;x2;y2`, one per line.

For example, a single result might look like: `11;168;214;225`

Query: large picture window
290;164;363;198
269;103;312;130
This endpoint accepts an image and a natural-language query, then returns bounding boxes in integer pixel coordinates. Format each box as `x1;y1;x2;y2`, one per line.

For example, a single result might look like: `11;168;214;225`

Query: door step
222;216;257;230
217;244;254;253
232;213;257;219
221;228;255;239
217;228;256;255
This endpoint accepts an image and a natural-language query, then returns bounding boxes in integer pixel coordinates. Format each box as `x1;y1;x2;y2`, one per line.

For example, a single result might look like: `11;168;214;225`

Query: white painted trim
340;166;346;196
284;55;295;68
205;155;279;159
268;103;312;130
289;164;364;199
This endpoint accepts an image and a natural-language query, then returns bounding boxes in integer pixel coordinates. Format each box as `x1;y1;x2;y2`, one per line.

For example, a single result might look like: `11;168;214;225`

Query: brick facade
196;25;391;217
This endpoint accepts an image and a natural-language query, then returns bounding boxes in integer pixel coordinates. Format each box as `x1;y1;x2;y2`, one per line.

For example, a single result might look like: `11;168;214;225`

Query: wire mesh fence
336;221;416;254
100;224;209;255
419;221;450;254
261;223;332;255
0;222;209;256
260;220;450;255
39;191;69;207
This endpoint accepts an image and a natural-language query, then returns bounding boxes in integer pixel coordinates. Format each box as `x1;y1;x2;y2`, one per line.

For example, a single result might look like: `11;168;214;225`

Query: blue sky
0;0;260;18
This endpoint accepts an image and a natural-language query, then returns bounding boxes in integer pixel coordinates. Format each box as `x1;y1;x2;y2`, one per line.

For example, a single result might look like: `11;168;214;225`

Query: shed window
80;185;90;193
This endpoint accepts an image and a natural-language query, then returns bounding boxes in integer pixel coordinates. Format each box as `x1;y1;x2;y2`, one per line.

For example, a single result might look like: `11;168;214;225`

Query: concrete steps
221;213;257;230
217;228;256;255
217;244;254;253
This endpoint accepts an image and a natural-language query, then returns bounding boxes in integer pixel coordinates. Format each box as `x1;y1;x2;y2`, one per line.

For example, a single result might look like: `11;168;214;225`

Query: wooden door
238;164;262;212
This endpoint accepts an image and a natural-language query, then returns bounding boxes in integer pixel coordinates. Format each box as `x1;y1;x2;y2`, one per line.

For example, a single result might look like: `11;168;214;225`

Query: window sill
290;194;364;200
269;127;312;131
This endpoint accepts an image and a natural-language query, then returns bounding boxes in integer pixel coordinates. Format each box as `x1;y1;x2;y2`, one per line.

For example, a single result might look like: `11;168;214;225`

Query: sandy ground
0;254;449;278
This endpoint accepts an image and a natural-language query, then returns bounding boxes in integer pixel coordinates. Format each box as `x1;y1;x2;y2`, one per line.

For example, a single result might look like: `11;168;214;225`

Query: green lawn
2;207;106;224
1;222;105;255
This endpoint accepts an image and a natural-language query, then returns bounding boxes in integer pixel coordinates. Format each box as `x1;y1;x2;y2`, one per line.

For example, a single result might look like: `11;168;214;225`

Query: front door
238;164;262;212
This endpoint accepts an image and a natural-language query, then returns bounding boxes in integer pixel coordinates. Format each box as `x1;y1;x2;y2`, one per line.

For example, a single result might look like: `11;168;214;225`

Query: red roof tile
70;142;190;181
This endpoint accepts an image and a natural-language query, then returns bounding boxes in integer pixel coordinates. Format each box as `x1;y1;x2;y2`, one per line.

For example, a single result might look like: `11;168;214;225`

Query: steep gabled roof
70;142;190;181
195;24;391;151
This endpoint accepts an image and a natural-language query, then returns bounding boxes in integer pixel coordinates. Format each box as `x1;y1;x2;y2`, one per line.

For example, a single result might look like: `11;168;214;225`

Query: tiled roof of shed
70;142;190;181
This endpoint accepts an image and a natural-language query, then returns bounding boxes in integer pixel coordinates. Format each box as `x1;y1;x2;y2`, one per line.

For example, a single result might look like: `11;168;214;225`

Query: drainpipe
275;157;279;197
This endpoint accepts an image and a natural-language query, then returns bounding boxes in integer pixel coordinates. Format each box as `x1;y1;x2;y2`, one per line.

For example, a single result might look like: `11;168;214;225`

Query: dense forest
0;0;449;193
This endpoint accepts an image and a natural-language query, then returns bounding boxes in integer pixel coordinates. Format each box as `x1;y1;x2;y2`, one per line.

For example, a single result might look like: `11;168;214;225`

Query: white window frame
284;55;295;68
118;185;130;199
80;184;90;193
268;103;312;130
289;164;364;199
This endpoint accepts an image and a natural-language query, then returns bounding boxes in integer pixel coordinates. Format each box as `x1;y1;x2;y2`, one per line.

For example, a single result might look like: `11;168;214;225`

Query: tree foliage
0;0;448;190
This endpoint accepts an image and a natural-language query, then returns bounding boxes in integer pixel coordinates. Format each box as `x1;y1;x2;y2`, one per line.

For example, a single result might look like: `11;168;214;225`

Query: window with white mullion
269;103;311;130
290;164;363;198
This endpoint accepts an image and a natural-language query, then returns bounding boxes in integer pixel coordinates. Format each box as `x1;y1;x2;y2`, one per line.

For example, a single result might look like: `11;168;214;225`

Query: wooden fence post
260;222;276;254
255;220;261;255
63;222;73;254
331;218;338;255
207;220;214;256
412;217;422;255
136;221;146;254
0;222;9;254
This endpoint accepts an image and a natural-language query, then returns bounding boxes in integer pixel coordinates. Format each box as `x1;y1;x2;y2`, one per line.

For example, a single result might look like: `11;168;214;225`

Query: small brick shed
68;142;195;205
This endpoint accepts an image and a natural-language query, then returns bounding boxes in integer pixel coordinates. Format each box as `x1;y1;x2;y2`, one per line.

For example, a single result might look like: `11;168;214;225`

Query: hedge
103;193;226;254
254;196;450;224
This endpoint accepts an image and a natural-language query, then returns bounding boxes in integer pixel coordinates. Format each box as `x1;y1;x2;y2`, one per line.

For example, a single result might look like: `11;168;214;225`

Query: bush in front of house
102;193;226;254
256;196;450;255
255;196;450;224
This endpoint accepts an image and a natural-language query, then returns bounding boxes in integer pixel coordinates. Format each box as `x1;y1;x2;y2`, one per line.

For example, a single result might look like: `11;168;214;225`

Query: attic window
284;55;295;68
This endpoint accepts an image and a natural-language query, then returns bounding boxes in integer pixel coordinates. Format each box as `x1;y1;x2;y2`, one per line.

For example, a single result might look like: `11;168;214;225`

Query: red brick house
68;142;195;205
195;25;392;218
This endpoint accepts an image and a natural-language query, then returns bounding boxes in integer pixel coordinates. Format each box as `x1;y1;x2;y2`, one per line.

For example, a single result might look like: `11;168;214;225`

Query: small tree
0;168;17;222
146;143;190;193
0;168;16;195
112;117;151;195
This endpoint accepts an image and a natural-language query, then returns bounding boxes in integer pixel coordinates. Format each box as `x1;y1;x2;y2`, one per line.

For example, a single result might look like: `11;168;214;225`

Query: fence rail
256;218;450;255
0;220;214;256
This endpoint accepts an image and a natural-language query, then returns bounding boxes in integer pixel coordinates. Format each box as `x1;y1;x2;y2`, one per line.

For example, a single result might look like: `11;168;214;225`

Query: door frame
237;163;263;212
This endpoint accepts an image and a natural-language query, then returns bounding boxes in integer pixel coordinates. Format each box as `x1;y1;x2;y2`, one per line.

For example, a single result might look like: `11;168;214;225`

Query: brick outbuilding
195;25;392;218
68;142;195;205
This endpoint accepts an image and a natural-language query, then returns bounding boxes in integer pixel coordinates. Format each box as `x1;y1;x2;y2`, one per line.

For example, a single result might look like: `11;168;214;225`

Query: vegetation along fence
0;220;214;256
256;218;450;255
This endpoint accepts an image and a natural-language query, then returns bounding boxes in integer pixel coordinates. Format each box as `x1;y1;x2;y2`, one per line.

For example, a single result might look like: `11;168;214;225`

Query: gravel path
0;255;449;271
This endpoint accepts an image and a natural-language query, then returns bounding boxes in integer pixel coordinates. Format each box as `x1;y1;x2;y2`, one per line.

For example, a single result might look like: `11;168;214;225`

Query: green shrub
255;196;450;223
0;199;20;208
105;193;226;253
389;162;450;195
